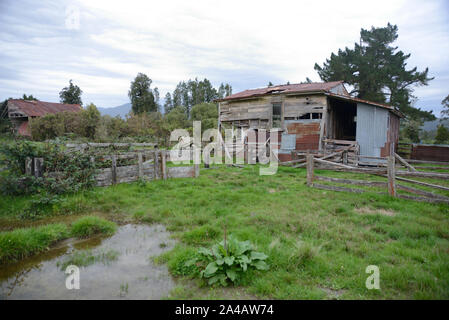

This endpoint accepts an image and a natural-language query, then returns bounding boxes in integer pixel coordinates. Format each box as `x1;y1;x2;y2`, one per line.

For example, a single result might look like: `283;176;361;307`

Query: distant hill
98;103;131;118
422;119;449;132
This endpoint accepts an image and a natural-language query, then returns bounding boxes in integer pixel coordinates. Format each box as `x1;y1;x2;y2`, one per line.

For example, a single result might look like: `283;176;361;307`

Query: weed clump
186;235;269;286
0;223;70;264
71;216;117;238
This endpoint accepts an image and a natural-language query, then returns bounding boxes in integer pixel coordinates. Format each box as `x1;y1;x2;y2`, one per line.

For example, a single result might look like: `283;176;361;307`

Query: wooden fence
305;154;449;205
398;142;449;162
26;149;199;187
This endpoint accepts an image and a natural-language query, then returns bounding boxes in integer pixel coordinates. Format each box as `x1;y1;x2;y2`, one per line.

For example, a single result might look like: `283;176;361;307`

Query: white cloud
0;0;448;112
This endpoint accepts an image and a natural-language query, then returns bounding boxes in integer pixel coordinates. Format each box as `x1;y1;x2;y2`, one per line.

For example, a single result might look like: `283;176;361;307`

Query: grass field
1;165;448;299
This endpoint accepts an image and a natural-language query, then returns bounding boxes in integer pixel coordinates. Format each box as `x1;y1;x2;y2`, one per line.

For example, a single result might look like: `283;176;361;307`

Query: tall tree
435;124;449;144
218;83;233;99
441;94;449;120
314;23;434;121
164;92;174;114
171;78;223;117
59;80;83;105
128;73;158;114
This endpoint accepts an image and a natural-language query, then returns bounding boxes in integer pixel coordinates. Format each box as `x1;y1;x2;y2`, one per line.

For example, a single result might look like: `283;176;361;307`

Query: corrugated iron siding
356;103;388;158
286;120;321;151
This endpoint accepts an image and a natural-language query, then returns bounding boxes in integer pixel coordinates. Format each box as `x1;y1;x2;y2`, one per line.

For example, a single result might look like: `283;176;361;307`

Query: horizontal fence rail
305;154;449;205
25;149;199;187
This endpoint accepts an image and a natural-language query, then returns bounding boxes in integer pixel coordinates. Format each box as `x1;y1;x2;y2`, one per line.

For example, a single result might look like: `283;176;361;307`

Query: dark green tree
83;103;101;139
128;73;158;114
191;102;219;132
314;23;434;121
164;92;174;114
22;94;38;101
59;80;83;105
435;125;449;144
441;94;449;120
218;83;232;99
401;119;421;143
171;78;222;117
268;82;273;87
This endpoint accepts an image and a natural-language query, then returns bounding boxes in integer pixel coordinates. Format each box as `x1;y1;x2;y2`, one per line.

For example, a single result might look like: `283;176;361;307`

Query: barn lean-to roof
7;99;82;117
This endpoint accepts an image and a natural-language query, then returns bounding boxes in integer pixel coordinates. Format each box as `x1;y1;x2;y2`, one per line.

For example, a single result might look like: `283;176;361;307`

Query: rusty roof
8;99;82;117
216;81;345;102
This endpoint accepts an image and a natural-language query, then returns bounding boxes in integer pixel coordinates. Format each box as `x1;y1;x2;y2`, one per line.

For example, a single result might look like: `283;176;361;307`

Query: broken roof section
8;99;82;117
216;81;403;117
215;81;346;102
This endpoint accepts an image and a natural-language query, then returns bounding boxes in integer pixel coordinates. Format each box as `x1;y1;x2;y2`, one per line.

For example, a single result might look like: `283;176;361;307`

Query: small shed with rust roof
6;99;82;136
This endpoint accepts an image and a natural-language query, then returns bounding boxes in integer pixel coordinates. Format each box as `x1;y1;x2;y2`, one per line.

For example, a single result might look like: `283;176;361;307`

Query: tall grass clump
0;223;70;264
71;216;117;238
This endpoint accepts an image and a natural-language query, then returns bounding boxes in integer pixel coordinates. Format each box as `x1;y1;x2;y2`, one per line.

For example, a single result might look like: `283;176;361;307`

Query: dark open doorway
327;97;357;141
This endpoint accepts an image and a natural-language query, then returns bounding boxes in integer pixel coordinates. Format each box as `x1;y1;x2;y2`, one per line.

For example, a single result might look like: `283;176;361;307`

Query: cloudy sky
0;0;448;115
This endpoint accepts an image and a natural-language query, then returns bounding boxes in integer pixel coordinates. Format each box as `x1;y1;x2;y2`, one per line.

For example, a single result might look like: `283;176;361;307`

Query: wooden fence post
33;157;43;178
111;155;117;185
194;163;200;178
387;155;396;197
161;150;167;180
306;154;314;186
138;152;143;179
25;157;32;175
342;150;348;165
154;149;159;180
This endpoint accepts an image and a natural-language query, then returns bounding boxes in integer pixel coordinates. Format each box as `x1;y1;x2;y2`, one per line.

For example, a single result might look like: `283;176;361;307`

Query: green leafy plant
19;193;62;220
186;235;269;286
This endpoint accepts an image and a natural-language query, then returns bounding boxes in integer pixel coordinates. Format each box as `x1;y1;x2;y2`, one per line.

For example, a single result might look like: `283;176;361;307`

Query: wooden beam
397;184;449;200
319;100;328;151
395;176;449;192
395;152;417;172
395;170;449;180
154;150;159;180
138;152;143;179
306;154;314;186
313;184;365;194
161;151;167;180
111;155;117;185
314;175;387;187
387;155;396;197
314;158;354;169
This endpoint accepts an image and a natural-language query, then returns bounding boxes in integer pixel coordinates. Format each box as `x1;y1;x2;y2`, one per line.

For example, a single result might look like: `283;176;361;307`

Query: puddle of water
0;224;176;299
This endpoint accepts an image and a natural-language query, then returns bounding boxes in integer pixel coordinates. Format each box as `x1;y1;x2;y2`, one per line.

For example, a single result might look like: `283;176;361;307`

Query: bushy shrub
0;141;96;195
186;235;269;286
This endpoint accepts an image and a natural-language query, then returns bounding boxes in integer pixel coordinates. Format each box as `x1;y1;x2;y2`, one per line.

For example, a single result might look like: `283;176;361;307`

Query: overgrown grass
0;216;117;264
0;223;70;264
70;216;117;238
1;165;448;299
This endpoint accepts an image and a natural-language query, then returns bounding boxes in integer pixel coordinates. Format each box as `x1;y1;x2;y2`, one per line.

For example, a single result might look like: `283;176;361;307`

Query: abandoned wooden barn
5;99;82;136
216;81;403;163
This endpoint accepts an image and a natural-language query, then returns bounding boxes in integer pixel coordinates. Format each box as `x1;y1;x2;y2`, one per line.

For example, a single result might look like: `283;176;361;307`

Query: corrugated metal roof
326;93;404;117
216;81;345;102
8;99;82;117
